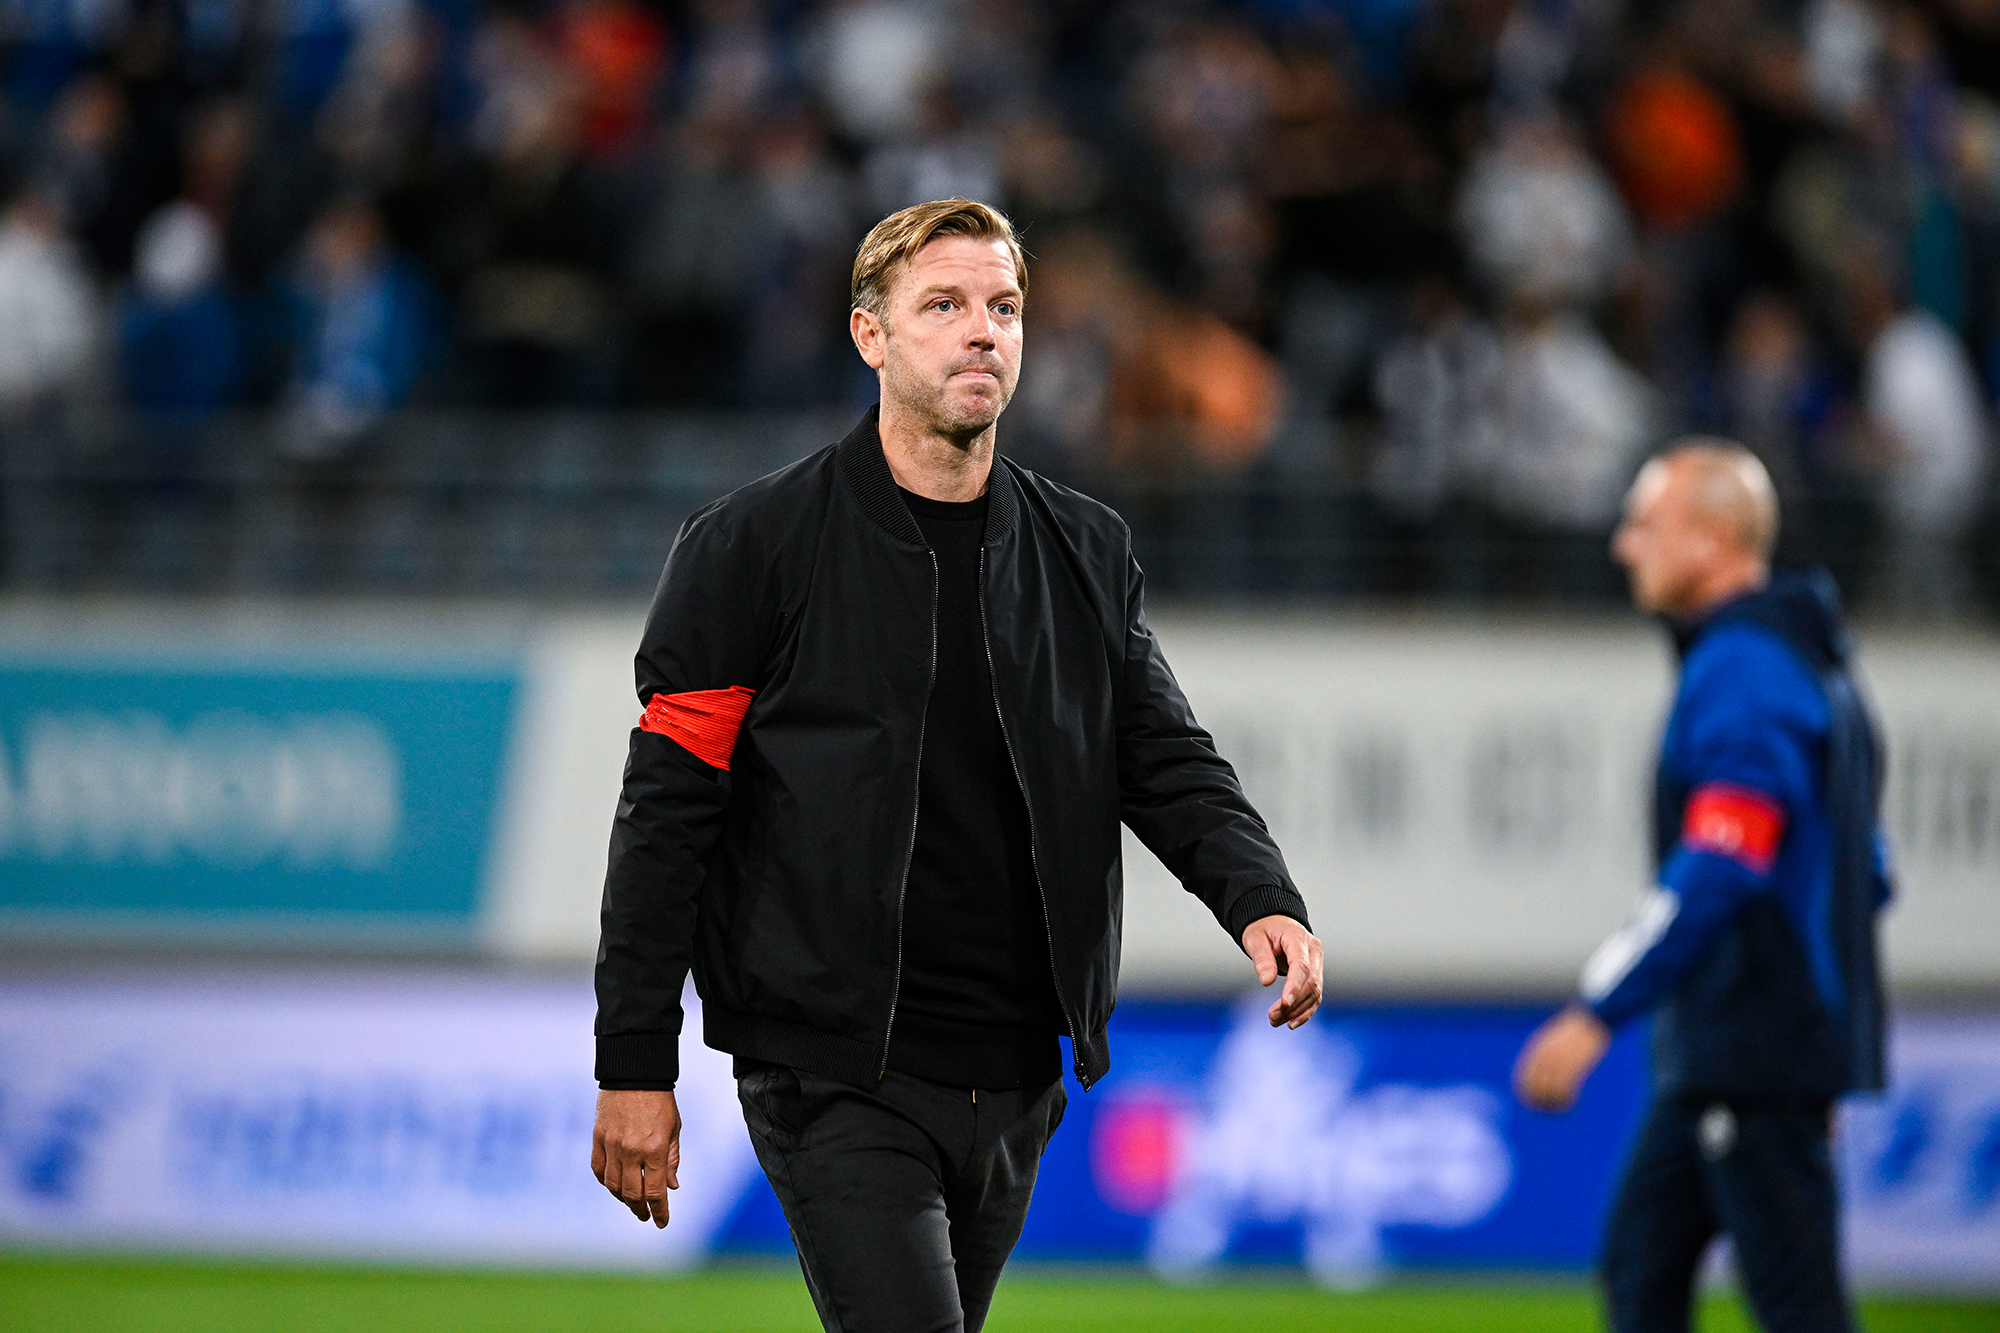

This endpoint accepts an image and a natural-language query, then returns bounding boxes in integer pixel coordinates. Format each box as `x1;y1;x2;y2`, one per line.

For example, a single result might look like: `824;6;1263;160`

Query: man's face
1611;460;1725;616
853;236;1023;439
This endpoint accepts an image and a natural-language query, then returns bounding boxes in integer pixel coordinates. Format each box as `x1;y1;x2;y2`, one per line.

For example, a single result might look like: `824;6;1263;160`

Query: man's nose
965;311;997;348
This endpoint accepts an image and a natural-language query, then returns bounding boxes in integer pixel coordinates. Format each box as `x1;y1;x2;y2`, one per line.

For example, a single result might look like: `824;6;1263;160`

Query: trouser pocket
737;1064;807;1153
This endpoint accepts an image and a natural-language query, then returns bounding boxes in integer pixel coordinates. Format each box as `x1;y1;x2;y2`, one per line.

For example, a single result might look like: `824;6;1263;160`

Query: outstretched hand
1513;1007;1612;1113
1242;913;1324;1029
592;1089;682;1227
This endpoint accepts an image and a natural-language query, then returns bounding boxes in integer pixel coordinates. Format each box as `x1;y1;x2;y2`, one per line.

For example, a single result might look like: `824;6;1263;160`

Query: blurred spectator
1371;277;1501;521
1;0;129;112
0;0;1998;610
1458;115;1633;313
1005;227;1119;474
1718;291;1837;530
1605;55;1744;427
623;111;764;403
1128;15;1283;309
1105;293;1284;477
317;0;436;187
118;200;243;432
804;0;946;143
551;0;670;159
1005;223;1280;477
680;0;783;123
736;108;861;405
1486;309;1655;534
1803;0;1880;127
997;111;1103;225
279;198;436;460
864;85;1002;215
455;8;616;404
1604;60;1741;233
1848;249;1992;614
0;184;101;417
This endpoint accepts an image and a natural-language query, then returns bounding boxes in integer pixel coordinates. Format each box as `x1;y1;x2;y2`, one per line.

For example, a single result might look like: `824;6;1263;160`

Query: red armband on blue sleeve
1681;782;1785;875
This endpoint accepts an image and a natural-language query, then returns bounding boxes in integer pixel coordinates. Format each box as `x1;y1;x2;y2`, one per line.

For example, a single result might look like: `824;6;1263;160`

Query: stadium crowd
0;0;1995;607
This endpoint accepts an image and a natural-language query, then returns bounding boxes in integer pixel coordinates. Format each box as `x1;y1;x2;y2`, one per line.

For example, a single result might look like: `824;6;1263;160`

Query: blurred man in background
1514;441;1890;1333
590;199;1323;1333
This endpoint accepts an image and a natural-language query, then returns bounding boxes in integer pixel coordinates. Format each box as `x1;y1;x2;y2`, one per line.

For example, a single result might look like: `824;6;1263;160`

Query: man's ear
851;307;886;370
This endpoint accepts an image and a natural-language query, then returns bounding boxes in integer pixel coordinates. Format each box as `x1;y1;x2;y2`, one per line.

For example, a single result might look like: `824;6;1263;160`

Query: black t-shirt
886;484;1064;1089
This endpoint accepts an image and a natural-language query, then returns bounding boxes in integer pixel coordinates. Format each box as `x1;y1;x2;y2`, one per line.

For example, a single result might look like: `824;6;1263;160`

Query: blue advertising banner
715;997;1654;1278
1;974;1991;1288
0;662;516;938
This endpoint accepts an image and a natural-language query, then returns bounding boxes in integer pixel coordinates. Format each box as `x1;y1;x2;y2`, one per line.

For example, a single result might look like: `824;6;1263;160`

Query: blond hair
850;199;1027;320
1658;438;1780;559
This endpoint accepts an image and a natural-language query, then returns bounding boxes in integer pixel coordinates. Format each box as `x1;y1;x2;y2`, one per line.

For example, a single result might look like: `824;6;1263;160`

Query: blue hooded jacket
1583;570;1890;1097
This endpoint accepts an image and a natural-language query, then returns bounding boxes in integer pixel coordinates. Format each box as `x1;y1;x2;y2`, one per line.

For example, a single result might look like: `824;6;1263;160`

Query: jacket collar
834;404;1020;548
1669;567;1851;671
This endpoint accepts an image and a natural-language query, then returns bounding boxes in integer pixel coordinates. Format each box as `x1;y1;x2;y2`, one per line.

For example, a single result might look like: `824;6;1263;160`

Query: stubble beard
881;343;1014;444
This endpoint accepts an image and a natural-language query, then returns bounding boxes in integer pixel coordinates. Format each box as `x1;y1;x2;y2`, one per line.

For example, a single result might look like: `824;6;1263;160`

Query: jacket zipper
879;547;939;1080
977;545;1082;1082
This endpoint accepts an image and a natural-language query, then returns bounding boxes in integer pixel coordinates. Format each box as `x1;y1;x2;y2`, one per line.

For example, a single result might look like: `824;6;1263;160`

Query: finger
605;1144;637;1202
664;1133;681;1192
1270;974;1323;1027
591;1133;608;1187
1285;978;1323;1028
641;1150;669;1230
1246;931;1278;987
615;1143;654;1203
644;1162;669;1229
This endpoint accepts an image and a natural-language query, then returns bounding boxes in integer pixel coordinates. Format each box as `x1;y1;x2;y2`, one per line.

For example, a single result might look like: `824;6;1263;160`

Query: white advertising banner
483;610;2000;994
1841;1013;2000;1289
1118;615;2000;992
0;974;758;1265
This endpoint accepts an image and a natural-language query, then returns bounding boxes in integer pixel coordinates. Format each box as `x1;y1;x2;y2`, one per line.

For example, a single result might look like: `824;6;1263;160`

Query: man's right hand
1513;1007;1612;1113
592;1089;682;1227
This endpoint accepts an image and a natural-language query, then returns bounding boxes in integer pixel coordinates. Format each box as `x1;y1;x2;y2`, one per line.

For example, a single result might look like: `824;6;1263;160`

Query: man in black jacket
591;199;1322;1331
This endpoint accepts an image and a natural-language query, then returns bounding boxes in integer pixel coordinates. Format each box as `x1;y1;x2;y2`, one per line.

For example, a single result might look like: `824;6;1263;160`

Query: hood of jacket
1671;567;1851;672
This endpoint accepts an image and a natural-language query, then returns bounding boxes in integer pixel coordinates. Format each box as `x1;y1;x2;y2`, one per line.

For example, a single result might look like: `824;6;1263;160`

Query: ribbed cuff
596;1032;678;1088
1226;884;1311;946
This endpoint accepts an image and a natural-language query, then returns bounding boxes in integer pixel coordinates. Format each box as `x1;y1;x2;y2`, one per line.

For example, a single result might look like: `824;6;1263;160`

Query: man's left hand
1241;914;1324;1029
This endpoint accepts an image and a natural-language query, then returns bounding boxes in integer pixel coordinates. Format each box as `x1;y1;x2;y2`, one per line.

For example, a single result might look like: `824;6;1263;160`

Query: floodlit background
1;0;1998;1327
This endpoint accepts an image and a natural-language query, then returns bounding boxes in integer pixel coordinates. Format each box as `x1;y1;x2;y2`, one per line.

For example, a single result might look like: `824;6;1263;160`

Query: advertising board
0;660;516;943
2;974;1990;1288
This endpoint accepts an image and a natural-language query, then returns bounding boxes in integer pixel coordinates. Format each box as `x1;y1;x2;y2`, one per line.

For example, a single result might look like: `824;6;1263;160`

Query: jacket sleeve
1581;640;1817;1027
1113;550;1310;945
595;505;769;1089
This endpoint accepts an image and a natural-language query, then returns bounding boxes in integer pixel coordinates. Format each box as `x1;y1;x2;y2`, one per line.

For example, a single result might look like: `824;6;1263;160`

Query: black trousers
737;1063;1067;1333
1602;1093;1855;1333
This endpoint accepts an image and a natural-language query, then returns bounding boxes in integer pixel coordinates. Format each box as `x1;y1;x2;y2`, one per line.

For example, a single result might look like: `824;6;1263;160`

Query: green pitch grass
1;1254;1994;1332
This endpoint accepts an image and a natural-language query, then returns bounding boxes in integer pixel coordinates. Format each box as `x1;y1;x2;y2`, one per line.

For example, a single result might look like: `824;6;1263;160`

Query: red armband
1681;783;1785;874
639;686;756;770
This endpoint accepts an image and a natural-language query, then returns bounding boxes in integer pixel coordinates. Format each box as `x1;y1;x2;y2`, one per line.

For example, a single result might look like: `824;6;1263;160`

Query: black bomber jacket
594;409;1309;1091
